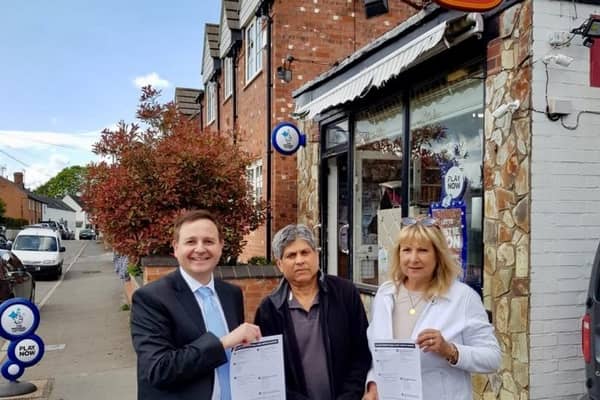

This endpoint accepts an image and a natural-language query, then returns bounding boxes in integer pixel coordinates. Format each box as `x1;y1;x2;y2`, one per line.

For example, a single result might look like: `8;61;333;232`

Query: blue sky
0;1;220;188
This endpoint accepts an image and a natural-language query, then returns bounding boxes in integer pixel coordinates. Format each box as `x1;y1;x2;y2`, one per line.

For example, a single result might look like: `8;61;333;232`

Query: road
1;240;137;399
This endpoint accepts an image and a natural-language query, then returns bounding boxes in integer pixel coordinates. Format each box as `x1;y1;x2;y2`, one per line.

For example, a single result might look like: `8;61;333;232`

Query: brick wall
530;1;600;399
235;0;416;260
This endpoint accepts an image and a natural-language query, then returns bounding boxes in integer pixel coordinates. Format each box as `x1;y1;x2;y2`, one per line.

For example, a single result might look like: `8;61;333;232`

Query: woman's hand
416;329;454;360
363;381;378;400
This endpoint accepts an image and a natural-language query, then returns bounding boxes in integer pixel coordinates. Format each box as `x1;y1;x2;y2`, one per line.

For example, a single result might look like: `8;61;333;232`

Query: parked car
0;236;10;250
79;229;97;240
11;228;65;280
583;241;600;399
0;250;36;304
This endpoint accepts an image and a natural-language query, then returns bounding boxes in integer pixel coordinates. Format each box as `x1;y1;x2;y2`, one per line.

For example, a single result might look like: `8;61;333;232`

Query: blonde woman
363;217;500;400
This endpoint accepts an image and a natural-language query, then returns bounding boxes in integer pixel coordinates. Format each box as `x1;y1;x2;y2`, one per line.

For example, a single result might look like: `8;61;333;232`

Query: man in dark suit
131;209;261;400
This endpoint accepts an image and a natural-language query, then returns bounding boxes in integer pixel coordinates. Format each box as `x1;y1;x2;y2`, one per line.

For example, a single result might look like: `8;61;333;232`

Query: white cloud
133;72;170;89
0;129;106;189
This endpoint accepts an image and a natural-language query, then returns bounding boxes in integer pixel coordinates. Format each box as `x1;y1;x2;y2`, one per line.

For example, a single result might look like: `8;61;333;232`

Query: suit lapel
215;280;238;331
171;269;207;333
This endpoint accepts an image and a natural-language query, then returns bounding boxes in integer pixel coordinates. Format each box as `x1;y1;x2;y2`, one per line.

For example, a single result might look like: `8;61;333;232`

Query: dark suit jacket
131;269;244;400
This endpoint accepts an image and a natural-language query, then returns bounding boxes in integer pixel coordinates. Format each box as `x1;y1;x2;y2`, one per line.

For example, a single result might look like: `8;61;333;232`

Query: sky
0;1;221;189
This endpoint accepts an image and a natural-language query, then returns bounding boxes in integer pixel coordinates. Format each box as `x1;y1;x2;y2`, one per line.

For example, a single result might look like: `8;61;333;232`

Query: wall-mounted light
492;100;520;119
571;16;600;48
277;55;294;83
543;53;574;67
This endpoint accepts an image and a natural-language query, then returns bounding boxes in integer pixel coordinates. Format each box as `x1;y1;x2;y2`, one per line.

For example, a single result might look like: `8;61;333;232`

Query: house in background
0;172;44;224
198;0;418;261
37;195;76;233
62;194;91;240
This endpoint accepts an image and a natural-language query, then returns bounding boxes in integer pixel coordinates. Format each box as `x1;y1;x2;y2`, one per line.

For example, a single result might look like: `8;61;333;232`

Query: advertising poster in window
430;202;467;280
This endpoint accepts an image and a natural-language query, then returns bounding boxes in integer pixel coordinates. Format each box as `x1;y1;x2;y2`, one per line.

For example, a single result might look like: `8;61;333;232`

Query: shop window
353;95;404;285
409;76;484;291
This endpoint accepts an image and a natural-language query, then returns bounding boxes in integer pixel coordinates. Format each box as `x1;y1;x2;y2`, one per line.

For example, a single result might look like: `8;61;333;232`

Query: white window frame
245;17;263;83
224;57;233;100
246;160;263;203
206;82;216;125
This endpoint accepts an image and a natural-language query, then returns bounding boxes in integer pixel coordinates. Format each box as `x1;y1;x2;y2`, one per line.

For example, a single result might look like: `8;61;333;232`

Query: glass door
325;154;349;278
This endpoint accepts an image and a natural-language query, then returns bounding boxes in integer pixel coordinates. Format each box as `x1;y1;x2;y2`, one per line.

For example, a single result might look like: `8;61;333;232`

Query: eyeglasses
401;216;439;228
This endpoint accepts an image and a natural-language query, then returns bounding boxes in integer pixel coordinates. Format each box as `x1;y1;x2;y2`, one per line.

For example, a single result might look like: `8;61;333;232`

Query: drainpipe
232;46;239;143
259;1;273;262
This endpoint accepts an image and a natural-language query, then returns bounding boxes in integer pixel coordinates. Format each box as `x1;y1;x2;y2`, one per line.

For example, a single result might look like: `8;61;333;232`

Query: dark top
130;269;244;400
289;294;331;400
254;273;372;400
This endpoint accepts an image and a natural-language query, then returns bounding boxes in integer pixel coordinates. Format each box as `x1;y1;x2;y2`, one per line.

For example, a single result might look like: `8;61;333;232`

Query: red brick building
0;172;44;224
199;0;417;261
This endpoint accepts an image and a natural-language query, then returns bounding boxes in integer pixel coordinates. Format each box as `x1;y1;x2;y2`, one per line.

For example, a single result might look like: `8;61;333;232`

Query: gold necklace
407;291;423;315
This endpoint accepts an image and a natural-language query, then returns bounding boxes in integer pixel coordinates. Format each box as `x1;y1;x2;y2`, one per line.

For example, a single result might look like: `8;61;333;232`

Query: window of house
246;160;263;203
224;57;233;100
245;17;263;82
206;82;216;124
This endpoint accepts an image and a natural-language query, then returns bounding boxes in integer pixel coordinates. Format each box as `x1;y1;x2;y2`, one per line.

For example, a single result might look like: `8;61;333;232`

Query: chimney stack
13;172;24;188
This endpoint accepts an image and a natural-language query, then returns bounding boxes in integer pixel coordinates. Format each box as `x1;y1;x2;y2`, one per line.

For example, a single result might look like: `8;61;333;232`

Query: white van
11;228;65;279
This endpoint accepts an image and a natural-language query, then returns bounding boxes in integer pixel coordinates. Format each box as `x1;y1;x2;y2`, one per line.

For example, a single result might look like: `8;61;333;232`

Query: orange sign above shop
433;0;502;11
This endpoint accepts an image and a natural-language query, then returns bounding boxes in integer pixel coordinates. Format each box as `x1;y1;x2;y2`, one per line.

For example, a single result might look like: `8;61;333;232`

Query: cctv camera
543;54;574;67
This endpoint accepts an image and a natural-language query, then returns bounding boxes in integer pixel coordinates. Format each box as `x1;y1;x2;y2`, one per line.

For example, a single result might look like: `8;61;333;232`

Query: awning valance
295;13;484;119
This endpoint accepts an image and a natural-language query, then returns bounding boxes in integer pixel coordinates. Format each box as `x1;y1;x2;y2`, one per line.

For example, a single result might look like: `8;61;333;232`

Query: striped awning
295;13;484;119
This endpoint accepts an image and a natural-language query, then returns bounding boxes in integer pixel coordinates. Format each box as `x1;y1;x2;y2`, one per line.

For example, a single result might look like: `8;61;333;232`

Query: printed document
230;334;285;400
372;340;422;400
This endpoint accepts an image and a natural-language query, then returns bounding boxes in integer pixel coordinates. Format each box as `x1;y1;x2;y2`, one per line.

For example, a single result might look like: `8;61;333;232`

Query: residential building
199;0;418;261
62;194;92;240
0;172;44;224
37;195;77;233
291;0;600;399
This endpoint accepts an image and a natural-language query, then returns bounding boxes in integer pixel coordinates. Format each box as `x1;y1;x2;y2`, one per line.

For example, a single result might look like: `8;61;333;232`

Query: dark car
79;229;96;240
0;250;36;304
583;241;600;399
0;236;10;250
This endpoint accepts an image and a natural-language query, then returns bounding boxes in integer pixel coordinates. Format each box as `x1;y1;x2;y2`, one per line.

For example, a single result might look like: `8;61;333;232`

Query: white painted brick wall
531;1;600;399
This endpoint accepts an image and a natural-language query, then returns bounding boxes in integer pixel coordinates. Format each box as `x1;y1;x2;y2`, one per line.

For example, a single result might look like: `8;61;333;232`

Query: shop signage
271;122;306;156
430;201;468;280
0;298;45;381
443;166;466;201
433;0;502;12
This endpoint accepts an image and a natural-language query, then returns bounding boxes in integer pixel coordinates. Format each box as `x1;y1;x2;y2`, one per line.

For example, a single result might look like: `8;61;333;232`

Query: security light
543;54;574;67
571;16;600;48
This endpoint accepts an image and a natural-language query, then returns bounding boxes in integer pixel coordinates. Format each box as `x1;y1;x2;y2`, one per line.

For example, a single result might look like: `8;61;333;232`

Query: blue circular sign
0;298;40;341
271;122;306;155
7;334;45;368
1;361;24;381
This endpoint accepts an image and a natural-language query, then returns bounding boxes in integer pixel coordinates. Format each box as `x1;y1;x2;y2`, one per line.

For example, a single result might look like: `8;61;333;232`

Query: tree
82;86;266;264
35;166;88;197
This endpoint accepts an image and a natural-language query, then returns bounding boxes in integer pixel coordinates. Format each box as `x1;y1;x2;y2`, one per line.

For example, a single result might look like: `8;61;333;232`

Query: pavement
1;241;137;400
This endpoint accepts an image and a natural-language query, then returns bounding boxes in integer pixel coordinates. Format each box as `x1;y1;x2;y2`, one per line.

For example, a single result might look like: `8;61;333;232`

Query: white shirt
179;267;230;400
367;279;501;400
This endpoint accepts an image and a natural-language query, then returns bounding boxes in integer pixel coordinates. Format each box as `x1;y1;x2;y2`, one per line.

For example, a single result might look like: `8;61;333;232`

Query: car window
13;235;58;251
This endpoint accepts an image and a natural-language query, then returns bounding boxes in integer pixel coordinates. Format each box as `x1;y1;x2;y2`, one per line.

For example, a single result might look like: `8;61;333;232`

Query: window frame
245;17;263;83
246;160;263;204
206;82;217;125
223;57;233;100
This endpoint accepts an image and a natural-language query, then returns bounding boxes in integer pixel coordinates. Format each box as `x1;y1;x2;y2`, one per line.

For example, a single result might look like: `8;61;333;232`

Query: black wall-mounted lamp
277;55;294;83
572;16;600;48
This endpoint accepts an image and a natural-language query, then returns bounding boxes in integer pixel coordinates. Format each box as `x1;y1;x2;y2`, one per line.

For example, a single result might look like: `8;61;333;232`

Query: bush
0;217;29;229
127;263;143;277
83;86;266;264
247;256;270;265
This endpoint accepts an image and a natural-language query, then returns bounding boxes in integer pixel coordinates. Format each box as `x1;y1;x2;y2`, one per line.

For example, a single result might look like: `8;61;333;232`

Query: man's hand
221;323;262;349
363;381;378;400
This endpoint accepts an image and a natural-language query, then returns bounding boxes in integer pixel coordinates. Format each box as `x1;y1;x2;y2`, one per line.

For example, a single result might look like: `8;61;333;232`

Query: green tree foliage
34;166;88;197
82;86;266;264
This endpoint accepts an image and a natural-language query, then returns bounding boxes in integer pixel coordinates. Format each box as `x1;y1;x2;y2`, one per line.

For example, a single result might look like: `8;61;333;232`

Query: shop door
353;150;402;285
325;153;350;278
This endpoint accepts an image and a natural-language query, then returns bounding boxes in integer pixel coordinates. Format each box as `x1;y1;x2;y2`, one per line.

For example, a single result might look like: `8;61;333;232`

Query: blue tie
197;287;231;400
